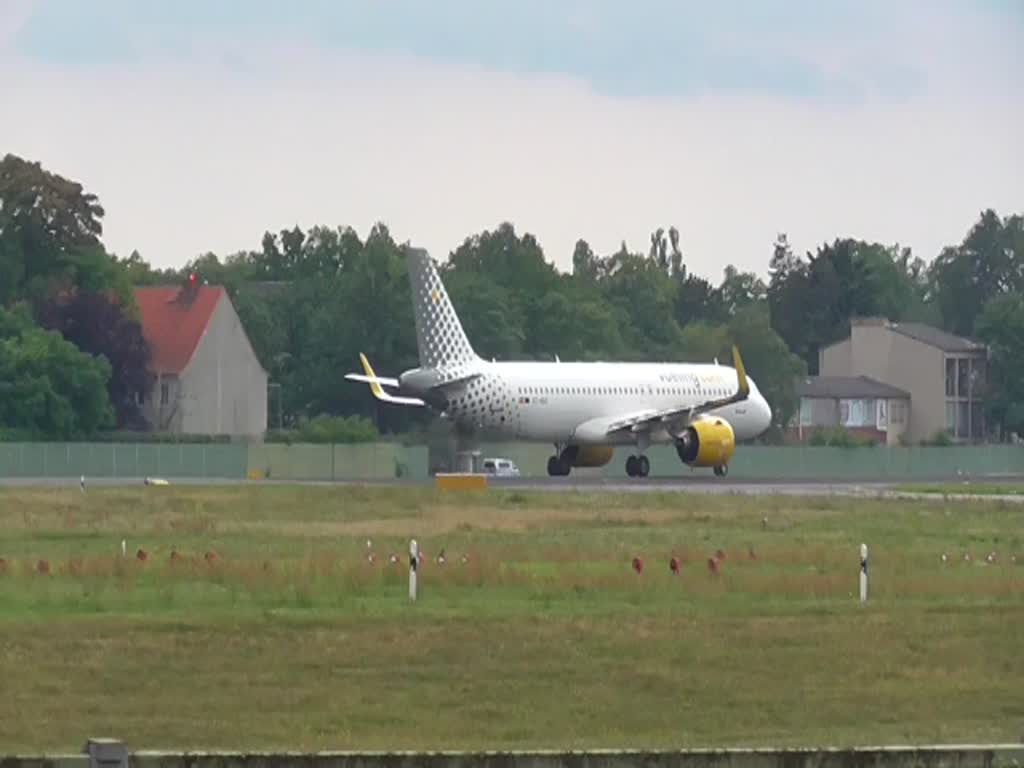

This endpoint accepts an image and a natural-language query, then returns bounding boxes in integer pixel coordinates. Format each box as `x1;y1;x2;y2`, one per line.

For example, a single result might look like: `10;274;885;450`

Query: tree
0;154;128;306
931;209;1024;336
768;234;933;373
975;292;1024;438
571;239;599;281
598;246;684;359
35;290;153;428
727;304;806;436
719;265;766;317
0;305;114;438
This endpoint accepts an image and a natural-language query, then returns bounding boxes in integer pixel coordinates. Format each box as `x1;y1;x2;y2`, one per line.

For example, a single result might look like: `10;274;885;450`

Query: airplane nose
760;395;773;430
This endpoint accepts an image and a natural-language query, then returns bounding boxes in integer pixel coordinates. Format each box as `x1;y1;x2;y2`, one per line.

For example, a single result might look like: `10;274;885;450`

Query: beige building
790;375;911;445
818;317;988;443
135;282;268;438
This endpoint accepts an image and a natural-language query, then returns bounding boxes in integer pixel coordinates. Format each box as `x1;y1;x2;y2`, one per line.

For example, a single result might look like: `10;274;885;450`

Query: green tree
727;304;806;435
0;305;114;438
719;265;766;317
35;290;152;428
975;292;1024;438
931;209;1023;336
0;154;129;306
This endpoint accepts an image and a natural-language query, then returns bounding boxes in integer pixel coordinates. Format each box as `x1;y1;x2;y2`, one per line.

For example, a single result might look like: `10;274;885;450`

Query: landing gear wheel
713;464;728;477
637;455;650;478
626;455;650;478
547;455;570;477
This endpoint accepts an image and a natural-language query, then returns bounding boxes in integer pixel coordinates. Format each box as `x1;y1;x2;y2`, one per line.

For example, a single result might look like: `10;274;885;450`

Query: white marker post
409;538;418;602
859;543;868;603
121;539;126;557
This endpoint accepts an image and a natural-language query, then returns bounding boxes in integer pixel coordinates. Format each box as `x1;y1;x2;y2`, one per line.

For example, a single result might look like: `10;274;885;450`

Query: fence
0;442;428;481
0;442;248;479
0;442;1021;482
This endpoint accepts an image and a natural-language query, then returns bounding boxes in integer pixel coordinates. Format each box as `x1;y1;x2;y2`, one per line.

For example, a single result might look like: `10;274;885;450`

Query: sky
1;0;1021;280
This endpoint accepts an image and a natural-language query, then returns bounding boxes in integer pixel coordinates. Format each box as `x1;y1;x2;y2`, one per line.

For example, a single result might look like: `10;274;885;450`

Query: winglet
359;353;385;398
349;353;426;407
732;345;750;398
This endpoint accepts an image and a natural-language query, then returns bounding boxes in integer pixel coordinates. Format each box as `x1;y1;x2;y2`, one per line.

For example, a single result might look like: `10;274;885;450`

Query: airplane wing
345;353;426;406
602;345;750;437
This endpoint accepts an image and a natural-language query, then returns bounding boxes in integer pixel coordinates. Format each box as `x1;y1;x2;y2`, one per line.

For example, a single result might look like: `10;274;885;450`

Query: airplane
346;247;773;478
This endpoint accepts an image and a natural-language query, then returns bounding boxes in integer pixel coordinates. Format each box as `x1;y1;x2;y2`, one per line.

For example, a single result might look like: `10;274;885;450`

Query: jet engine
566;445;615;467
674;417;735;467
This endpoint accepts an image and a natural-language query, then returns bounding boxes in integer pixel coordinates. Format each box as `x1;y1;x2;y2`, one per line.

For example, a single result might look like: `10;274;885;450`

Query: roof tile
134;286;223;374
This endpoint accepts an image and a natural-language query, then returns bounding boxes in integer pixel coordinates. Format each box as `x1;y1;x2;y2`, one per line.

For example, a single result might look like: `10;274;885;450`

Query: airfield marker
409;538;418;602
859;543;868;603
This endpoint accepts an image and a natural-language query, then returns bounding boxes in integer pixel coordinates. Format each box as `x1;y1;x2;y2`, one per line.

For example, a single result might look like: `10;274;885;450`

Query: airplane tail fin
405;247;478;369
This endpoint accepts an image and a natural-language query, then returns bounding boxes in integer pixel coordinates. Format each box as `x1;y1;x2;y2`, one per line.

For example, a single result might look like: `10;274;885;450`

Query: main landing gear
547;444;574;477
713;464;729;477
625;455;650;478
547;454;571;477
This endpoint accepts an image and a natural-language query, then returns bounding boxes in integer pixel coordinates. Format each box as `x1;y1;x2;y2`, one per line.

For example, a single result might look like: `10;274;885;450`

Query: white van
481;458;520;477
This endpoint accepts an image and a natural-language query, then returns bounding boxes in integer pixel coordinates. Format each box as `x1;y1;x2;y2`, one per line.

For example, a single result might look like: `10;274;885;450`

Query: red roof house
134;283;268;437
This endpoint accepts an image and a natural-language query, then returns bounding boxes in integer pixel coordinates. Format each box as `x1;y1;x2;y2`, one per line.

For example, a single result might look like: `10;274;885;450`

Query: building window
957;358;970;400
945;358;956;397
840;398;875;427
799;398;813;426
161;382;169;406
890;401;905;424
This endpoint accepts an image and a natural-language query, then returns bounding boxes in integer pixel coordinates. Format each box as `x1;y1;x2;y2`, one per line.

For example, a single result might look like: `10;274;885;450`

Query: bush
266;415;379;444
808;426;877;448
920;429;954;446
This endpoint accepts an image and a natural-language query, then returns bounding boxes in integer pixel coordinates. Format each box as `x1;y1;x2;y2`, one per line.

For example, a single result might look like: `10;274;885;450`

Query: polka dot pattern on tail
407;248;478;369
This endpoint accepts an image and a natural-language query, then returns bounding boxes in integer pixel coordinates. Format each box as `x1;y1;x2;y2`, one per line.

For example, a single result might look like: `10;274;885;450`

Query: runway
2;473;1023;501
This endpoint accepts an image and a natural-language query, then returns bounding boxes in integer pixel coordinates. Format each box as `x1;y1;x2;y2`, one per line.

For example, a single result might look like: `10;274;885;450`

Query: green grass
0;485;1021;751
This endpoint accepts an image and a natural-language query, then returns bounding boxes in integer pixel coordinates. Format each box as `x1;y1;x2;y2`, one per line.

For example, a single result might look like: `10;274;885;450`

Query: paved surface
2;474;1023;502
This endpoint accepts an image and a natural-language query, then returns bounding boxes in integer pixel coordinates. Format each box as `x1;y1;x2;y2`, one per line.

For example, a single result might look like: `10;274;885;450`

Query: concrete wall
142;374;183;432
180;296;268;438
819;337;851;375
14;745;1024;768
845;322;942;443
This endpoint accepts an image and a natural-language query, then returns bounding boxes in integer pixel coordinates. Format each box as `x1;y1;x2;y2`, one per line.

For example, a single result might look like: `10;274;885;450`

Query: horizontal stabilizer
344;373;401;388
346;353;426;407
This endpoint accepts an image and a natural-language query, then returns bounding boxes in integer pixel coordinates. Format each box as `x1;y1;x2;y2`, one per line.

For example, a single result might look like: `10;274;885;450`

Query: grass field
0;484;1022;752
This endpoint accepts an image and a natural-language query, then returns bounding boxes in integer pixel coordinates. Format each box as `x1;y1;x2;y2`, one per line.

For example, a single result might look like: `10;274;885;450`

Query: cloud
0;2;1020;282
13;0;1020;103
0;0;34;49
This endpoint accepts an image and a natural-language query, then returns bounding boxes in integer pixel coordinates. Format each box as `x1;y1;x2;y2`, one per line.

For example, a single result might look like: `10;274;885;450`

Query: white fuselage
421;359;773;446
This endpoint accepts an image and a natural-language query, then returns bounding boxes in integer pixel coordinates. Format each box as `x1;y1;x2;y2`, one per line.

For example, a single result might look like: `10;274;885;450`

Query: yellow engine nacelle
571;445;615;467
675;417;736;468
